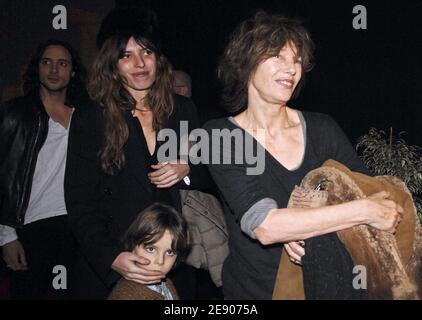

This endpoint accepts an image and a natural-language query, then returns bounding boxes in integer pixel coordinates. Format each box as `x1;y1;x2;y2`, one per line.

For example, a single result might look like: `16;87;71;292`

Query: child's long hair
123;203;189;266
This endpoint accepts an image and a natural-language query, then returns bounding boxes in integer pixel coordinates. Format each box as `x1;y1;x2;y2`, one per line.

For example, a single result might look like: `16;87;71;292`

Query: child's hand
111;252;165;284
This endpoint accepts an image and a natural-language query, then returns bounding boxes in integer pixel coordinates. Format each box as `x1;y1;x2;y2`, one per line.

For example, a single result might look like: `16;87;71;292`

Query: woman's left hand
149;160;190;188
283;241;305;265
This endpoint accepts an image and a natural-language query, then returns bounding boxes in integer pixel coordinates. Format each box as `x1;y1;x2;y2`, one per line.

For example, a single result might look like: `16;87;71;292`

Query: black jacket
64;94;209;299
0;94;51;227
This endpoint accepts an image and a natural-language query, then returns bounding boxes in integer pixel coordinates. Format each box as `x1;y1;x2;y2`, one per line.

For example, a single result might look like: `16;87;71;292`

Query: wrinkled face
117;36;157;100
39;45;74;92
133;230;177;275
249;41;302;105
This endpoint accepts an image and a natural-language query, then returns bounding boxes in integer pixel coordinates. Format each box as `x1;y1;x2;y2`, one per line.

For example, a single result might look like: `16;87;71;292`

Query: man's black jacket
0;93;82;227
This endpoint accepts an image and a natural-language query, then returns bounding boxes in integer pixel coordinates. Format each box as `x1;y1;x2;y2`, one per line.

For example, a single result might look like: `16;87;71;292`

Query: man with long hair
65;6;207;299
0;39;88;299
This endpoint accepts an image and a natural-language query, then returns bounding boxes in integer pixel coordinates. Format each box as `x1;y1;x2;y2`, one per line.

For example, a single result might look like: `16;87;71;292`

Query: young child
108;203;189;300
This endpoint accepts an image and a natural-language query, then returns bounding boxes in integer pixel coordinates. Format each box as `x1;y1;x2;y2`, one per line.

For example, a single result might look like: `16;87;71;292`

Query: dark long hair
123;203;189;266
90;22;174;175
218;11;315;114
22;39;88;103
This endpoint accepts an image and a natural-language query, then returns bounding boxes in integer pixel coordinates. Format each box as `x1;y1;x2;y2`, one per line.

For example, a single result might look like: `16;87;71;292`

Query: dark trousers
11;215;76;299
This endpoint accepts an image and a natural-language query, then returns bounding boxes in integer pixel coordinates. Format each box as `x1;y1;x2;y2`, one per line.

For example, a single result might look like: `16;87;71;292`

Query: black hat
96;6;162;52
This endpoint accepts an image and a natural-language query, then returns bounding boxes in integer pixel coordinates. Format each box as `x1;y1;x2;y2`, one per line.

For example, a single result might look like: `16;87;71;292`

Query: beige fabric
180;189;229;287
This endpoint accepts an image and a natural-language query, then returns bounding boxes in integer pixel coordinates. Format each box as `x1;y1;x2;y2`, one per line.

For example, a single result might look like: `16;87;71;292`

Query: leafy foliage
356;128;422;222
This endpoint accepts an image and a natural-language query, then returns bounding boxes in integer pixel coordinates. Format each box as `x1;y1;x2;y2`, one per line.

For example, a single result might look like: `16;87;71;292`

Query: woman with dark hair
203;11;403;299
65;7;206;299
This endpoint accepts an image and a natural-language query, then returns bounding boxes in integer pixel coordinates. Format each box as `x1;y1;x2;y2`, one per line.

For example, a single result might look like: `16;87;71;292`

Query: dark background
1;0;421;146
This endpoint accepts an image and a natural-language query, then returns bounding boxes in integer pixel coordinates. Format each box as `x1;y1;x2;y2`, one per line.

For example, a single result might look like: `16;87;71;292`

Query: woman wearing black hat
64;7;206;299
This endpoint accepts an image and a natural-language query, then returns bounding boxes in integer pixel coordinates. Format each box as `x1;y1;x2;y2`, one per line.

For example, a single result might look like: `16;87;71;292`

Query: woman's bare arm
254;191;403;245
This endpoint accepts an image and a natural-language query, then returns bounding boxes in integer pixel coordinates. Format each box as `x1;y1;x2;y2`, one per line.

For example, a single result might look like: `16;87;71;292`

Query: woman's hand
111;252;164;285
149;160;190;188
283;241;305;265
362;191;404;233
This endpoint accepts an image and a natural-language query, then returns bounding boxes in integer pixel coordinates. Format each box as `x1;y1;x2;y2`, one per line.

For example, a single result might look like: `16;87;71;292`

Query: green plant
356;127;422;222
